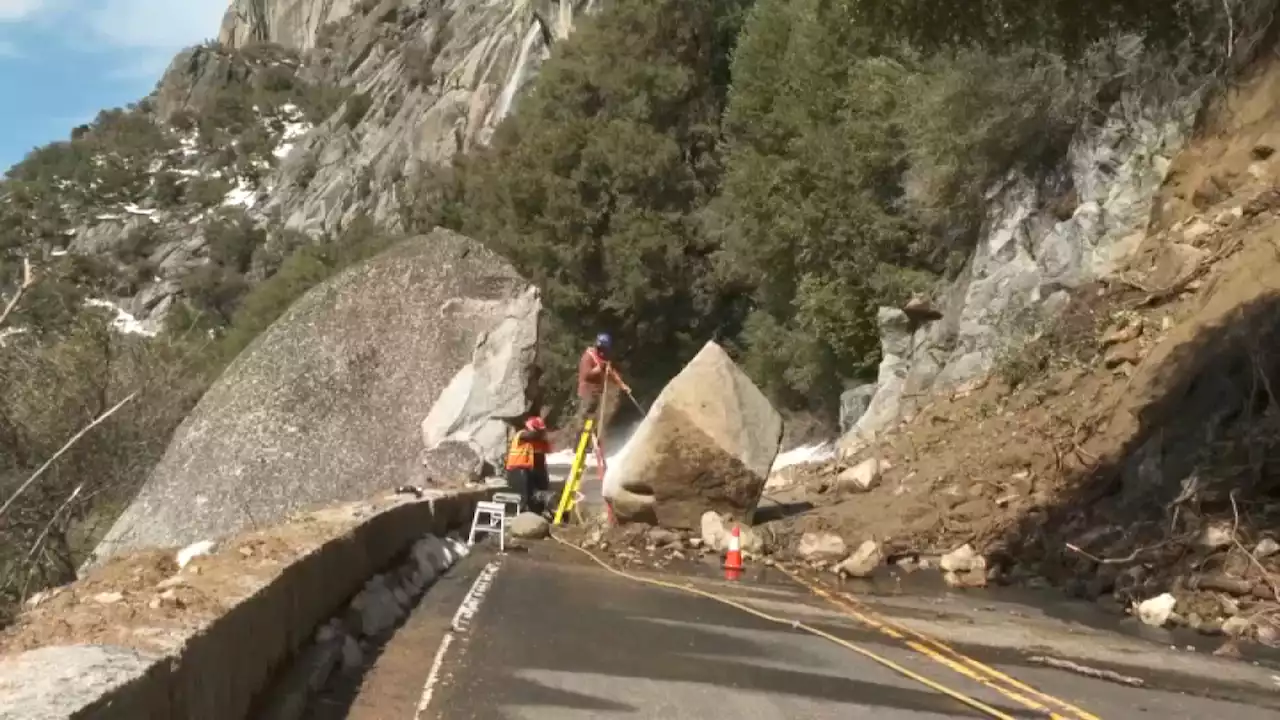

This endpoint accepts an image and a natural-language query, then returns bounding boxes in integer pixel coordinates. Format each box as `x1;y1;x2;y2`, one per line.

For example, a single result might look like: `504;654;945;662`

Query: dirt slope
766;59;1280;650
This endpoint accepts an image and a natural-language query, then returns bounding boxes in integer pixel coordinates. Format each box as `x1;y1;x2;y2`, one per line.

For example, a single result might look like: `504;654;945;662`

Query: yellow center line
837;589;1101;720
778;566;1101;720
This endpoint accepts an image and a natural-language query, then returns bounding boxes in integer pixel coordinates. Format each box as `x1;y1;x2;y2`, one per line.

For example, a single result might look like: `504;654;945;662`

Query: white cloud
0;0;47;22
88;0;227;52
0;0;227;80
0;0;229;83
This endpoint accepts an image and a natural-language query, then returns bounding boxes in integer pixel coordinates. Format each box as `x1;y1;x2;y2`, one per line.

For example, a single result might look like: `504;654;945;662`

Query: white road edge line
414;560;502;719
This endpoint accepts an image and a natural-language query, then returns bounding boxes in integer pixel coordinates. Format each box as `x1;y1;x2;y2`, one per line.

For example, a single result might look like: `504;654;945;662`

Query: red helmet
525;416;546;431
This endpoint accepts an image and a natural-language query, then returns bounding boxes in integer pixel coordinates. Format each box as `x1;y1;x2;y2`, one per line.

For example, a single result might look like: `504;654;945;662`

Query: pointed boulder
604;342;783;529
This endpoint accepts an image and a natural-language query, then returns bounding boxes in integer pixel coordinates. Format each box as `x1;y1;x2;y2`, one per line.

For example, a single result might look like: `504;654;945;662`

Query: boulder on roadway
604;341;783;529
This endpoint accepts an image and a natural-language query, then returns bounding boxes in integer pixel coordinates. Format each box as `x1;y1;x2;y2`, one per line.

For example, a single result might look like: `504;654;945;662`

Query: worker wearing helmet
573;332;630;436
506;415;553;515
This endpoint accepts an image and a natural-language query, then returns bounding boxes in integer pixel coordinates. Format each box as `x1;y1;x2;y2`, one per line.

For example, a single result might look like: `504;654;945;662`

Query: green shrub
181;264;250;325
296;157;319;188
403;24;451;88
403;40;437;87
900;49;1086;256
187;176;233;207
205;210;266;273
153;171;185;207
343;92;373;129
212;214;396;363
115;224;162;265
0;312;211;622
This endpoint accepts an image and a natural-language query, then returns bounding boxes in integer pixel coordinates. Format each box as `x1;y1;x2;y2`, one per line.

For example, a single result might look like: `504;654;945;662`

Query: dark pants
507;466;551;515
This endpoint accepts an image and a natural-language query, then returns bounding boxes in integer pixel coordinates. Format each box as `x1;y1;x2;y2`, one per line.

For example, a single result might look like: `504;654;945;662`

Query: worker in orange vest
506;415;553;515
572;332;630;436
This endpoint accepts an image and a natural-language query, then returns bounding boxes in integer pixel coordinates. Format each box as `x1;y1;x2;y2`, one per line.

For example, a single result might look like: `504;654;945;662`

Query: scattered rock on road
1254;538;1280;558
604;341;783;529
647;527;683;546
836;458;885;493
510;513;550;540
797;532;847;563
939;543;989;589
837;540;883;578
1137;593;1177;627
940;544;984;573
700;511;766;554
1222;615;1252;637
1197;521;1234;551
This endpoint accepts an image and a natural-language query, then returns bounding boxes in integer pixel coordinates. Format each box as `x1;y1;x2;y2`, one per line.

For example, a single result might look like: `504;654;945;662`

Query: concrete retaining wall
0;488;487;720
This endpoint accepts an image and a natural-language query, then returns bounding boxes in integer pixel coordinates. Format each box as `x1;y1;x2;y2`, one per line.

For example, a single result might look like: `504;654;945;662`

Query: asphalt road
313;543;1280;720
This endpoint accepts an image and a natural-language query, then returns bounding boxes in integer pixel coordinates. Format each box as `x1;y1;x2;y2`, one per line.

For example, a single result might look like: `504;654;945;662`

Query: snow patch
273;113;312;160
176;540;216;569
281;120;310;142
123;204;158;223
771;442;835;472
545;427;638;471
222;179;259;209
84;298;157;337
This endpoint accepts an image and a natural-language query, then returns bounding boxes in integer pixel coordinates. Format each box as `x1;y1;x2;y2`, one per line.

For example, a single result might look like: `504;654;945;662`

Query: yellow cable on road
778;567;1100;720
778;567;1101;720
550;533;1018;720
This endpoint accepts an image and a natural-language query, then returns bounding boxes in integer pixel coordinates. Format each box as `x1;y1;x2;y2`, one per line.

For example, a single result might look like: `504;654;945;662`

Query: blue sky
0;0;228;172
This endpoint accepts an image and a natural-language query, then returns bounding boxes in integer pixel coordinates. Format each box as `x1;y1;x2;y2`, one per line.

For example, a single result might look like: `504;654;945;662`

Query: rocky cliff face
220;0;362;49
841;89;1202;453
1;0;594;336
234;0;599;237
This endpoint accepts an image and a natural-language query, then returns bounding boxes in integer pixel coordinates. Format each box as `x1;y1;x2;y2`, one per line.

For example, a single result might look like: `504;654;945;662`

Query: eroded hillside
769;58;1280;651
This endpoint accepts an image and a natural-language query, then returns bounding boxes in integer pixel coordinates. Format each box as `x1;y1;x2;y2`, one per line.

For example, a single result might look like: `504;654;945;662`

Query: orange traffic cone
723;525;744;581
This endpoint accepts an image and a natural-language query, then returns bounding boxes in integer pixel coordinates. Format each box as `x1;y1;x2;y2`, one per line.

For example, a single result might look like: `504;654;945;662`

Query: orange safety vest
505;433;551;470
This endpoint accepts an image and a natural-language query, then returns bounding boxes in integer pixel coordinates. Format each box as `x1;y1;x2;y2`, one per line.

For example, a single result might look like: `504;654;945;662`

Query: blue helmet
595;332;612;349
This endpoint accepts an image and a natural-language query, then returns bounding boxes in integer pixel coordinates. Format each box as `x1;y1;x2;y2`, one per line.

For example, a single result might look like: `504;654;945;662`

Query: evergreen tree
451;0;751;406
713;0;926;417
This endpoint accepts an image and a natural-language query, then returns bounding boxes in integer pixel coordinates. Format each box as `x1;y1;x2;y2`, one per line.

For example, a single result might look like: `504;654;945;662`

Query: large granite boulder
603;342;783;529
89;229;540;562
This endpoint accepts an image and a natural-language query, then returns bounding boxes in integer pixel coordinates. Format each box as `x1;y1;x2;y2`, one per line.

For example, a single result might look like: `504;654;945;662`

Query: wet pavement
391;544;1280;720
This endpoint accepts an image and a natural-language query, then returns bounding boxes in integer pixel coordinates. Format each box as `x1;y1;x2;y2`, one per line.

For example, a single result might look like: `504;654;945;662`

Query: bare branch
1065;533;1191;565
1229;489;1280;604
0;258;35;328
1028;656;1144;687
1223;0;1236;60
0;482;94;598
0;391;138;521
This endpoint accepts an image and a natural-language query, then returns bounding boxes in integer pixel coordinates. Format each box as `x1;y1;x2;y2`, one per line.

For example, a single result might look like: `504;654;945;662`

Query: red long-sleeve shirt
577;347;606;399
